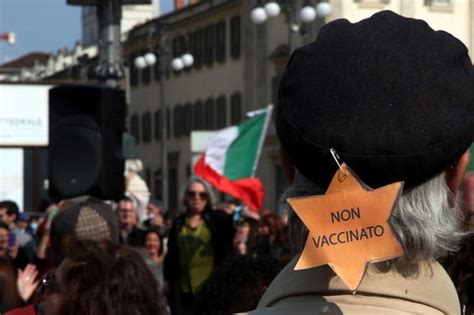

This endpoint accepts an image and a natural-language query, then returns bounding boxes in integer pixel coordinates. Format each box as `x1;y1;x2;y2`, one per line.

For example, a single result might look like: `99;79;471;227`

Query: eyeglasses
186;190;208;199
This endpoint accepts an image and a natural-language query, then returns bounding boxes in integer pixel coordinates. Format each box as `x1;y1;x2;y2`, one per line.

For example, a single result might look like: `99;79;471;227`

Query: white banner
0;84;51;146
0;148;23;210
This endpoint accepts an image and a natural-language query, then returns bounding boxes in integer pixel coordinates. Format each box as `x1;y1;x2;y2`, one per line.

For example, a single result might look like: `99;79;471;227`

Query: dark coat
163;209;234;286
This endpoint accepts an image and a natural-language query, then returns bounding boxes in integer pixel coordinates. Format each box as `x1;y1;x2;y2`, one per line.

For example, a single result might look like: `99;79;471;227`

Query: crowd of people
2;10;474;315
0;176;293;314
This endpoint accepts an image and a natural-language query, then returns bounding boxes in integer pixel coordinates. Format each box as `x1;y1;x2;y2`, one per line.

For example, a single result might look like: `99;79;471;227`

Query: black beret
277;10;474;189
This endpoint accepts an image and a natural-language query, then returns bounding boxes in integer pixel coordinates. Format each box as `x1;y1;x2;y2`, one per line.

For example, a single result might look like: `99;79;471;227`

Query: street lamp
251;0;332;52
135;52;194;72
134;35;194;212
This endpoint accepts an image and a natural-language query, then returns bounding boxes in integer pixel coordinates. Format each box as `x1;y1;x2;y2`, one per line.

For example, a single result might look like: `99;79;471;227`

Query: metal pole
95;0;124;88
159;32;169;211
286;0;294;53
251;105;274;177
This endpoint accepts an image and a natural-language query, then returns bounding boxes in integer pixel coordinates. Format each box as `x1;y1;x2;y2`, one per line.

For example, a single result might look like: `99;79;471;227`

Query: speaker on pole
48;85;126;200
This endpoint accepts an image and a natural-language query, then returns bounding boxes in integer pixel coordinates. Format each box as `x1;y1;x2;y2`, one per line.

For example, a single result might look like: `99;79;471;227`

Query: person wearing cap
249;11;474;315
49;197;120;262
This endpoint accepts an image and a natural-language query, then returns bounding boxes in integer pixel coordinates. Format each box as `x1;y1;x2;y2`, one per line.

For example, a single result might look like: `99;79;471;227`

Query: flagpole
251;104;274;177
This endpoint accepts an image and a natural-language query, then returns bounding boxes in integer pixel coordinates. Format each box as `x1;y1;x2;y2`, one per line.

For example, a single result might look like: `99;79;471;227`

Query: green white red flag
194;106;272;211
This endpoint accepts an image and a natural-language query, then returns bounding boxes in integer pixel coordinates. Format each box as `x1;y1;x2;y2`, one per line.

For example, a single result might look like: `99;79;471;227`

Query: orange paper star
288;163;405;291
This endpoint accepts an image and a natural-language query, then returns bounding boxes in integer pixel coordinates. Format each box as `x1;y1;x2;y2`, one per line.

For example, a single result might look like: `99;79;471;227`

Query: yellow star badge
288;163;405;291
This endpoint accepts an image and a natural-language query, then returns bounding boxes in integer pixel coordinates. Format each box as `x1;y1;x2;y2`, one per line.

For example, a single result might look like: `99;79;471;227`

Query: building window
173;105;180;138
185;103;192;135
172;35;186;59
215;21;226;64
168;167;178;211
193;100;203;130
141;49;151;84
130;113;140;144
192;29;203;69
154;169;162;200
204;25;215;66
167;107;171;139
142;111;152;143
230;15;241;60
204;98;215;129
424;0;450;6
145;168;151;188
179;105;186;136
130;53;138;87
154;110;160;141
230;92;242;125
354;0;390;3
216;95;226;129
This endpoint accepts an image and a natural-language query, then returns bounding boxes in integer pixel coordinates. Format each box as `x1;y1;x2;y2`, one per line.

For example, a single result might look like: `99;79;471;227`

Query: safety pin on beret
330;148;349;176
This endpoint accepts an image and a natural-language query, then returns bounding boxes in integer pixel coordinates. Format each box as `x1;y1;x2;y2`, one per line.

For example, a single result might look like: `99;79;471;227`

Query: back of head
277;11;474;274
278;11;474;190
50;197;119;262
0;257;20;309
57;239;165;315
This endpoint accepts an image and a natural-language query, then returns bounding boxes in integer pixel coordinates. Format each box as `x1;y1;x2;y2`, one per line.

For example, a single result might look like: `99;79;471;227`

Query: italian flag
194;107;272;211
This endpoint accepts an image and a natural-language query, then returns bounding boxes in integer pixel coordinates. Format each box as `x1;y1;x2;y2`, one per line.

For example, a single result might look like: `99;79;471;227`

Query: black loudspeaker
48;85;126;200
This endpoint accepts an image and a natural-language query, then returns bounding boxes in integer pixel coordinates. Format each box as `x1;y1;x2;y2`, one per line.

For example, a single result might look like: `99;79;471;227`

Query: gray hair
283;171;466;277
180;176;217;211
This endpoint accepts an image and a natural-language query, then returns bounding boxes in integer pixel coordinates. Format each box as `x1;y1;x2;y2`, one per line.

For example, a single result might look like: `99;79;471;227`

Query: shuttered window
230;16;241;59
131;113;140;144
230;92;242;125
142;111;151;143
215;21;226;64
204;98;215;129
204;25;215;66
216;95;226;129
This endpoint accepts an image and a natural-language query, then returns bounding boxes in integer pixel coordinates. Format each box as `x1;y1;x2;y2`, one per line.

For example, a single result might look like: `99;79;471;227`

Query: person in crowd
49;197;120;263
0;221;28;269
35;238;165;315
0;221;13;259
194;255;283;315
0;201;19;228
143;198;166;232
233;221;251;256
142;227;166;288
116;196;145;247
13;213;32;247
0;257;39;313
249;11;474;314
442;233;474;314
0;256;21;312
5;197;126;314
164;176;234;315
253;213;291;263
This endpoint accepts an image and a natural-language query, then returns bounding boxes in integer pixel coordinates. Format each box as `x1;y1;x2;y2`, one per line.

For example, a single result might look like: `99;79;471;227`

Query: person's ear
446;150;470;207
279;145;296;184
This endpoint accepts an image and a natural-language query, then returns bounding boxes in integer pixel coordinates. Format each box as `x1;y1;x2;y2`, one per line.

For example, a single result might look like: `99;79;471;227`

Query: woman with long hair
164;177;234;315
37;239;166;315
